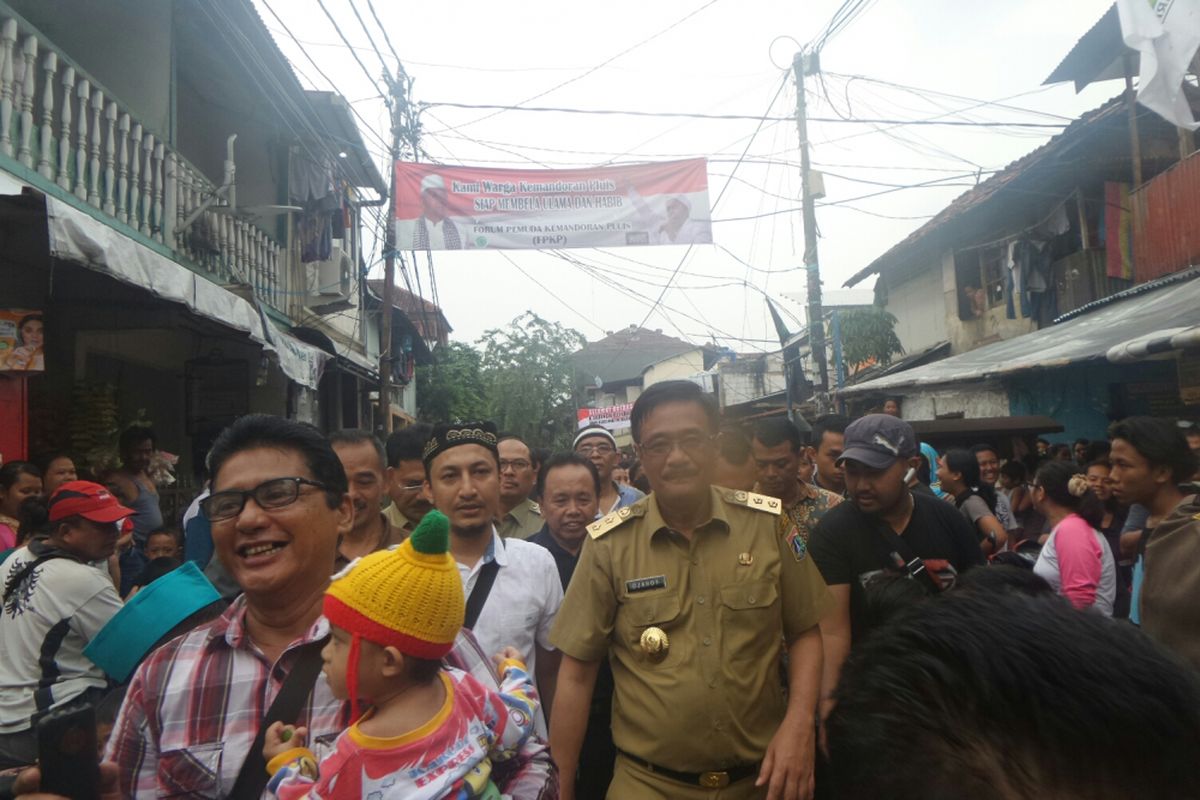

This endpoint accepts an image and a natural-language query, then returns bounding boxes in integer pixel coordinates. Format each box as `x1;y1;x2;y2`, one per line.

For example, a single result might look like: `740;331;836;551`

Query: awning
43;194;329;388
1108;324;1200;363
907;415;1065;441
839;270;1200;396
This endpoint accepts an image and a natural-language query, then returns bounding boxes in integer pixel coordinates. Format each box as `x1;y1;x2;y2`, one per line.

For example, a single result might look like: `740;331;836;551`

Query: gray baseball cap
837;414;919;470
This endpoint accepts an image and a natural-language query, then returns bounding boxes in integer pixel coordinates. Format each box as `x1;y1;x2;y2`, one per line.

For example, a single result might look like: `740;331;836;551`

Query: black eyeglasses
202;477;329;521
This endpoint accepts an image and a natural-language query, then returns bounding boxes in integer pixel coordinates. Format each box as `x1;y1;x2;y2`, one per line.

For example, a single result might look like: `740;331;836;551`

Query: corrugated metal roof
1043;4;1130;91
838;269;1200;396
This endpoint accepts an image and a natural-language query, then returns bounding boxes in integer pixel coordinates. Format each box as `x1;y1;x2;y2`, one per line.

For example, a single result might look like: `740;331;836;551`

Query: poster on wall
0;310;44;372
395;158;712;251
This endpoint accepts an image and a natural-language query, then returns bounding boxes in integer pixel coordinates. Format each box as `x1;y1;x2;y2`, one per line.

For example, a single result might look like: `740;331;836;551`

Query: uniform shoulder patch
722;488;782;515
529;501;541;515
588;499;647;539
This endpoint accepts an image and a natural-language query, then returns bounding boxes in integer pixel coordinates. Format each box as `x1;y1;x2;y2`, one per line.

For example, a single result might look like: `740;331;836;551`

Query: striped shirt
106;596;558;799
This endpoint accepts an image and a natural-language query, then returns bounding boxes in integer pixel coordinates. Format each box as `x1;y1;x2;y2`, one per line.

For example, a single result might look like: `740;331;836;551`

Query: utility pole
793;50;830;398
377;72;403;433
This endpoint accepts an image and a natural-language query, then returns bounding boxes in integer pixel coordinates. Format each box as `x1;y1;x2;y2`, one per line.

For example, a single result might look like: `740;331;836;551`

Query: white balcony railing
0;9;287;310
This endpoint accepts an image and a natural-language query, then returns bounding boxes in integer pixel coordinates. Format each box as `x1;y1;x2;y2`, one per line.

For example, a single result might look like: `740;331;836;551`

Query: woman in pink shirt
1030;460;1116;615
0;462;42;552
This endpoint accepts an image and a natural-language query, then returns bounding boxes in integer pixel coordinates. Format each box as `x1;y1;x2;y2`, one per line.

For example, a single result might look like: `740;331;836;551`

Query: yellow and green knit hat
324;510;464;660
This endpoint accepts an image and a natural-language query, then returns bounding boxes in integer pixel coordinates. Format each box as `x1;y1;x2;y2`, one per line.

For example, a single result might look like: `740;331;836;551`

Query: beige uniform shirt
550;486;832;771
497;498;543;540
383;503;418;537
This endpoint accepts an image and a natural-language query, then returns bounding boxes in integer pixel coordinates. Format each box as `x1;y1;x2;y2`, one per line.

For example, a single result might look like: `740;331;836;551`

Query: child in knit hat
262;510;539;799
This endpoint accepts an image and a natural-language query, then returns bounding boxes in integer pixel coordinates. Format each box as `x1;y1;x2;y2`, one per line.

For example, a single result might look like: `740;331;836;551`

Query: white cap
421;173;445;192
573;426;617;450
667;194;691;213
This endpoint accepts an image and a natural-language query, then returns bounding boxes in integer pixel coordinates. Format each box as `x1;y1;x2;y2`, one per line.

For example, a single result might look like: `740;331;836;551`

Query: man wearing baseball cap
0;481;130;768
808;415;984;732
574;426;643;516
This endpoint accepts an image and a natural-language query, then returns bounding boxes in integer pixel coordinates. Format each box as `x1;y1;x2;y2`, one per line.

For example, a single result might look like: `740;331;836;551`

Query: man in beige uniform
497;434;544;539
551;380;830;800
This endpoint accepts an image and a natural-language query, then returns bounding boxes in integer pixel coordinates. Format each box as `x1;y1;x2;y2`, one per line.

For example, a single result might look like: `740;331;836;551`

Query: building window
955;246;1007;320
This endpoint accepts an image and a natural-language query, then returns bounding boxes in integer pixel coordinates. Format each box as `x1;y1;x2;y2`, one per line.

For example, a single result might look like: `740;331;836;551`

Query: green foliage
416;341;488;422
416;312;587;450
477;311;587;449
838;306;904;370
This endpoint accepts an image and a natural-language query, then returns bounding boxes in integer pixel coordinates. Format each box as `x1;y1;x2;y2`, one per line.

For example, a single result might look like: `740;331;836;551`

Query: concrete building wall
9;0;172;139
718;353;786;408
940;250;1036;354
884;264;946;353
898;382;1010;421
642;349;705;388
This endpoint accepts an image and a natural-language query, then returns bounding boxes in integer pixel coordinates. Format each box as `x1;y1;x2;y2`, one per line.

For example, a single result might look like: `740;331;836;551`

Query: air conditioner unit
307;239;353;312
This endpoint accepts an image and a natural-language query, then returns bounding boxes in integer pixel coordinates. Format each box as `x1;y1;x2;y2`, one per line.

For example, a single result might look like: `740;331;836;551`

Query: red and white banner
394;159;712;251
577;403;634;432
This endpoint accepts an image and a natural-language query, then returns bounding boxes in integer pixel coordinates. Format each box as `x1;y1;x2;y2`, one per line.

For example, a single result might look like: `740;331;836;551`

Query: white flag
1116;0;1200;130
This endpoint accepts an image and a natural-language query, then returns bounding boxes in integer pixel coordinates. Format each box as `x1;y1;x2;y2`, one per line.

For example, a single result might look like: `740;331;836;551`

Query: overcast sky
258;0;1119;350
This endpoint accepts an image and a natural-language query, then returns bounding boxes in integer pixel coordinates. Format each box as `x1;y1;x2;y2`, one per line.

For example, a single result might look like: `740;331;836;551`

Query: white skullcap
421;173;446;191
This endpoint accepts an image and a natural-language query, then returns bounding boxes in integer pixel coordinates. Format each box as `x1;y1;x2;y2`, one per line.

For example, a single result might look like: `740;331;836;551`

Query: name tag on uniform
625;575;667;594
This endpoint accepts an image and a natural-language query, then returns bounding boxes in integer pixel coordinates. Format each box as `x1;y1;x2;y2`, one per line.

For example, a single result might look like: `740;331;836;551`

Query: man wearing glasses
383;423;434;537
574;425;644;516
551;380;831;800
105;415;557;797
497;434;544;539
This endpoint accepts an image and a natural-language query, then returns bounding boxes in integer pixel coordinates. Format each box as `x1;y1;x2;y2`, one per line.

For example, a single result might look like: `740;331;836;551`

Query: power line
258;0;393;155
428;0;726;134
808;0;879;51
364;0;403;65
346;0;393;78
496;252;606;334
419;100;1068;128
594;72;790;373
313;0;388;98
825;72;1073;122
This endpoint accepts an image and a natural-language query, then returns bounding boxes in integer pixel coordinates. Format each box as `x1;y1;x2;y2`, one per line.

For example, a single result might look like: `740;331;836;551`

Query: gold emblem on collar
738;552;754;566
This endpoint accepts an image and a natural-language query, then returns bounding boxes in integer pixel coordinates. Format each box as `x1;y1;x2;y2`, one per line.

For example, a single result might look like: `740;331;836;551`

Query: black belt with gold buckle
617;749;759;789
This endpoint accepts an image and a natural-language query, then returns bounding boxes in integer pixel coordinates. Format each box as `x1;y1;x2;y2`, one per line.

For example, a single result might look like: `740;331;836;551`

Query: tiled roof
572;326;700;386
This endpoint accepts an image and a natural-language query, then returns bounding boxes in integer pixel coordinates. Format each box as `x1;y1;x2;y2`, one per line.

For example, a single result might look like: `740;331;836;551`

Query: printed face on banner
577;404;634;433
394;158;713;251
0;309;44;372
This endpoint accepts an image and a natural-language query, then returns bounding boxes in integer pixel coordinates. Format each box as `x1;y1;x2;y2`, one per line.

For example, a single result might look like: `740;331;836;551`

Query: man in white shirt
422;421;563;734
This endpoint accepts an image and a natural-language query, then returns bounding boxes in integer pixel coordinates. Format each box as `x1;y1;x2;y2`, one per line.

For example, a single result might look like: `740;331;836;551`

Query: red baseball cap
48;481;135;524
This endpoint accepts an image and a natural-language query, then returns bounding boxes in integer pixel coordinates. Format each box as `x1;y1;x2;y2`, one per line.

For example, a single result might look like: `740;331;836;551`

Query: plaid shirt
106;596;558;799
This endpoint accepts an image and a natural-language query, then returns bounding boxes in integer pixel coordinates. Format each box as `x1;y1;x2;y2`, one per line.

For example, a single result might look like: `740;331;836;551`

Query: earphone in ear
903;467;917;484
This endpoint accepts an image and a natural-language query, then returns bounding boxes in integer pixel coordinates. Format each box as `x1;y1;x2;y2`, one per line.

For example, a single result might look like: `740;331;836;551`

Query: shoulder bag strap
228;634;331;799
464;559;501;630
873;514;943;595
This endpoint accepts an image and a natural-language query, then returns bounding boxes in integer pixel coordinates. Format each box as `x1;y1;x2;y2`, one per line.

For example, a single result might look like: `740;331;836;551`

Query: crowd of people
1;382;1199;799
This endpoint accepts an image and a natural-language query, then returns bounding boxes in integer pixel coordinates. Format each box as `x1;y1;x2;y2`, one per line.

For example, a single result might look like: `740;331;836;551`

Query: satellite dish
593;375;604;389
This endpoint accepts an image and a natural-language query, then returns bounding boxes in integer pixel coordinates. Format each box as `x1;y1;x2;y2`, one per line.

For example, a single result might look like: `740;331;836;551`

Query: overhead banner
578;403;633;432
395;158;712;251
